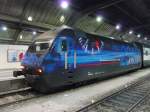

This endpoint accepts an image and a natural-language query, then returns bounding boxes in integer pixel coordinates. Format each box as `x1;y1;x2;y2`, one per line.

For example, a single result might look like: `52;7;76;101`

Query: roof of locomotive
34;25;136;47
34;25;73;41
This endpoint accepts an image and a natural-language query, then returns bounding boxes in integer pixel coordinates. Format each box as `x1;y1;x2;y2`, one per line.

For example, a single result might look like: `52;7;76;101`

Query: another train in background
13;26;150;93
142;44;150;67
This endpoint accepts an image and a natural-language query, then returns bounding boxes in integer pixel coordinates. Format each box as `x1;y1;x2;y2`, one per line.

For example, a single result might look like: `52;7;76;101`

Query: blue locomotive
14;26;143;93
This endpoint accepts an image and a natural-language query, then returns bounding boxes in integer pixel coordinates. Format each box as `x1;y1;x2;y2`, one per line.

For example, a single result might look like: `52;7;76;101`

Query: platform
0;69;27;94
0;69;23;80
0;68;150;112
0;69;14;78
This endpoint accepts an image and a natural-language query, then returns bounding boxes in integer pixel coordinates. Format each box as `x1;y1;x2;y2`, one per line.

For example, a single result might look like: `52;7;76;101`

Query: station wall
0;44;28;69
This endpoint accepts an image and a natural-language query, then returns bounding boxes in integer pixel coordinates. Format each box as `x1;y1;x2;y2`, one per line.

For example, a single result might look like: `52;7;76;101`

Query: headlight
36;68;43;75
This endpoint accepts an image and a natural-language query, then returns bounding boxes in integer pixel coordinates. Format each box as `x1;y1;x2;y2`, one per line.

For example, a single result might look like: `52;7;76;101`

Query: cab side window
28;45;35;53
61;40;67;52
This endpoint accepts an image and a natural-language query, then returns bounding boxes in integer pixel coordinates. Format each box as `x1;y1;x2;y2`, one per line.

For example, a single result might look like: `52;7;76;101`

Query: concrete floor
0;68;150;112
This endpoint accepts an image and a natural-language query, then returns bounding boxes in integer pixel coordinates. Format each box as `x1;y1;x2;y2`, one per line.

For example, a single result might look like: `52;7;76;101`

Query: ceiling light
2;26;7;31
96;16;103;22
137;34;141;38
64;94;68;97
33;31;37;35
116;24;121;30
20;35;23;39
144;37;147;40
91;100;95;103
129;30;133;35
60;1;69;9
124;40;129;42
60;15;65;23
28;16;33;21
110;37;115;39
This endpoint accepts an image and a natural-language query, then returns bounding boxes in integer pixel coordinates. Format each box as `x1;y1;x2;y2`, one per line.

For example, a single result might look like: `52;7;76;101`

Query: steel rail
0;87;43;108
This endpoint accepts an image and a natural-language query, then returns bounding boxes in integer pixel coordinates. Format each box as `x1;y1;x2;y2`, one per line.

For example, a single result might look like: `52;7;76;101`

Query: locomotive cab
21;39;54;75
14;27;75;74
13;27;77;92
13;29;56;76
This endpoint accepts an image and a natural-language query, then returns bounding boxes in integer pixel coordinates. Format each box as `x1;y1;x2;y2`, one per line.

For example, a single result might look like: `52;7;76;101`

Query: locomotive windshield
35;41;49;52
28;39;54;53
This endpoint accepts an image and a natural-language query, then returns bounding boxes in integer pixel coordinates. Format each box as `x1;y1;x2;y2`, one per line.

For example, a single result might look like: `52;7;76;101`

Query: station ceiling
0;0;149;45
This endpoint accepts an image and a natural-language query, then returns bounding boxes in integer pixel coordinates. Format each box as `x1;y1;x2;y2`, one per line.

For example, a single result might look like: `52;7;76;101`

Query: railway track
1;73;150;111
0;87;43;107
76;75;150;112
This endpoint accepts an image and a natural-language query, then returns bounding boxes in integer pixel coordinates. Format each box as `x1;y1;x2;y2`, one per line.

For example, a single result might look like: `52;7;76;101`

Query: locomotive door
61;39;76;72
